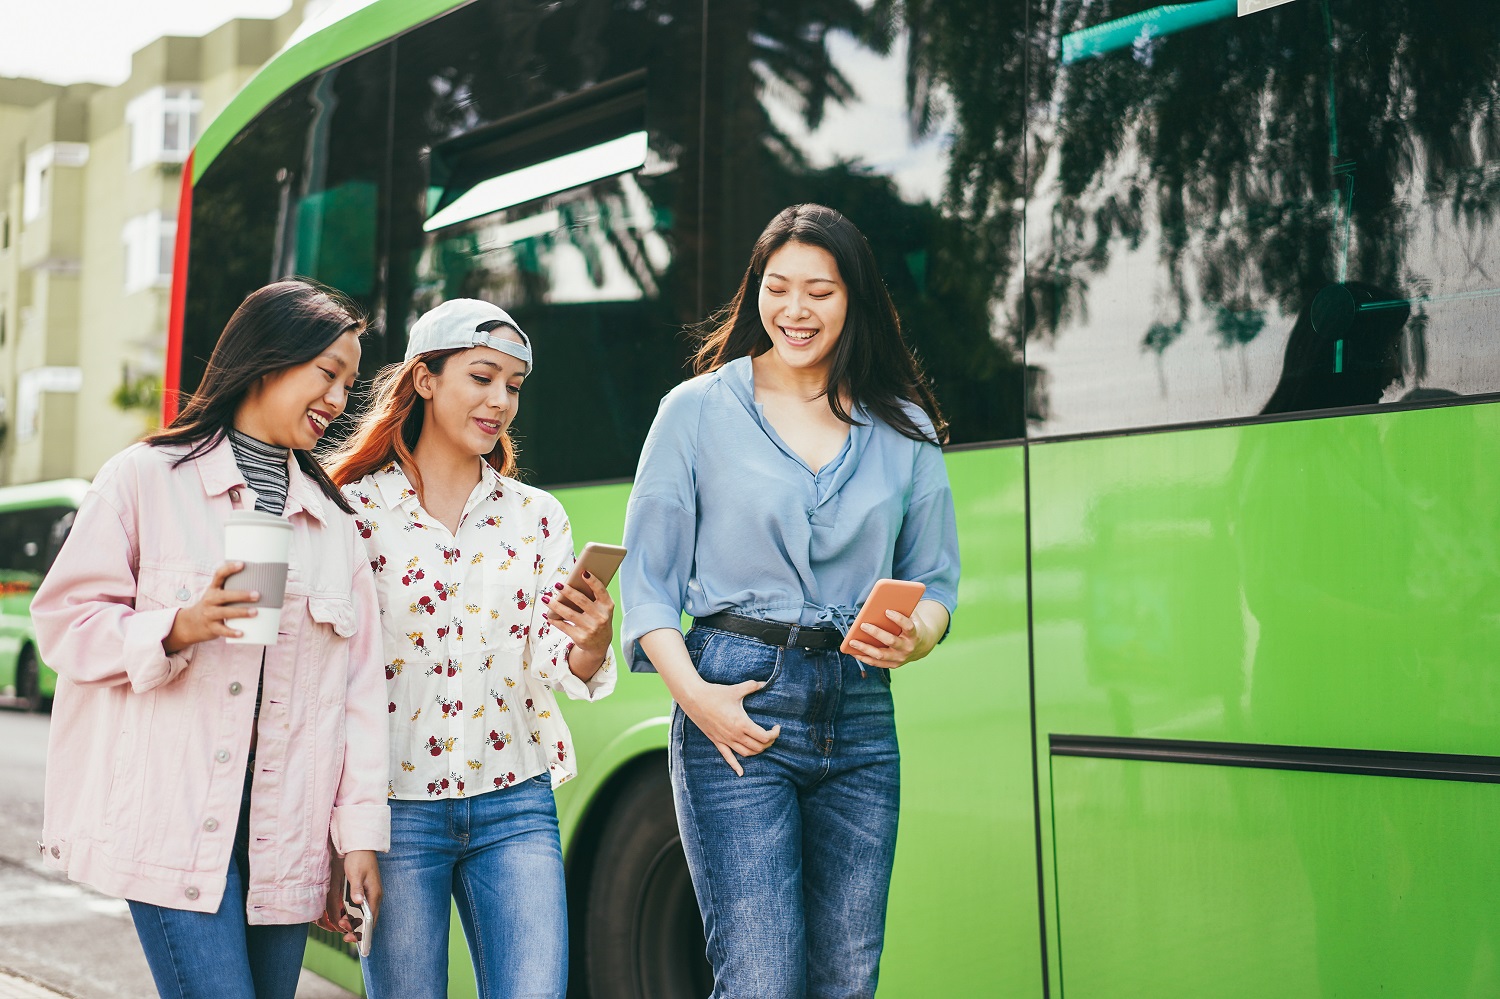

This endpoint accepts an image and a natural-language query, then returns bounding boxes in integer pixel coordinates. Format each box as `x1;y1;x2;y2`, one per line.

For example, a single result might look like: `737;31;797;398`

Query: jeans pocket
695;632;780;689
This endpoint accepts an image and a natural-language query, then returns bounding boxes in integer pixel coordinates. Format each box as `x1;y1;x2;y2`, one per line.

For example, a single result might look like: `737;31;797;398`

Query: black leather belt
692;612;844;651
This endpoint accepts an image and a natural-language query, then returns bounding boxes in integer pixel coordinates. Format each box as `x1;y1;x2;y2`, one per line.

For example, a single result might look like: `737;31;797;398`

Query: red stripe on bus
163;149;193;426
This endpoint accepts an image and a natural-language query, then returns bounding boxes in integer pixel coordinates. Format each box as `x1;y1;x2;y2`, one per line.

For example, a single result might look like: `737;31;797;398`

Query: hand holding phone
343;879;375;958
548;543;627;618
839;579;927;657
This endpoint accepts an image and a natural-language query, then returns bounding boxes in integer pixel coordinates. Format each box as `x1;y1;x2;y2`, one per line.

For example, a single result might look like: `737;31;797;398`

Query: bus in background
169;1;1500;996
0;479;87;712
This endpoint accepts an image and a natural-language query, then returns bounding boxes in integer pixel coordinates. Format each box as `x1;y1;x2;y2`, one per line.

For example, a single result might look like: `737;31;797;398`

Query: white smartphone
343;879;374;958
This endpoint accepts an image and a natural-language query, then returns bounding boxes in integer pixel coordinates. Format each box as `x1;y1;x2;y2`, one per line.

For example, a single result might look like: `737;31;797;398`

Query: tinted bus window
1026;0;1500;436
184;47;391;395
0;506;75;580
707;5;1029;445
385;0;703;487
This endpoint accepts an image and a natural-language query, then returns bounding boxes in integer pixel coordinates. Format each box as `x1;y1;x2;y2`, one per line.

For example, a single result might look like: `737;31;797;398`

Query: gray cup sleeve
223;562;289;608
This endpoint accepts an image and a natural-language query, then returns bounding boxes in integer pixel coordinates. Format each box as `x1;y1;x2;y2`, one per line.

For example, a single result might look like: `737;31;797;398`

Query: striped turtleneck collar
227;428;290;516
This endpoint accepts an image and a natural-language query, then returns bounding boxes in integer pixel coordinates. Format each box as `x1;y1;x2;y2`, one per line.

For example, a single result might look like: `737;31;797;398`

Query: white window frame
23;143;88;222
123;211;176;293
126;86;203;170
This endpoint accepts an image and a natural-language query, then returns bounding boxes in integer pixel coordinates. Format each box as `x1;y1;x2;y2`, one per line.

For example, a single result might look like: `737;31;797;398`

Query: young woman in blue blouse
621;204;960;999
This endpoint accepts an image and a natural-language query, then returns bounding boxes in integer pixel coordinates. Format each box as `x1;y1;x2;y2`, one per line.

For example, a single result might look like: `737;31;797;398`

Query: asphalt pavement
0;709;357;998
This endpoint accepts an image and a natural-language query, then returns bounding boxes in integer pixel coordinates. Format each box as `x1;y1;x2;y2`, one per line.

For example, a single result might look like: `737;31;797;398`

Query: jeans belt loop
787;624;799;647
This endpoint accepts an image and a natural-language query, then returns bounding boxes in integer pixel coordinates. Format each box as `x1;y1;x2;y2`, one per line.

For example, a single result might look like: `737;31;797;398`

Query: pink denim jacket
32;438;389;924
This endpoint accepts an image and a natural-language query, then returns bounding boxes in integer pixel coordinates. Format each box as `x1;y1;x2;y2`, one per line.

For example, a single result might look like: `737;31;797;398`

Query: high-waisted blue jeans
361;774;567;999
672;626;901;999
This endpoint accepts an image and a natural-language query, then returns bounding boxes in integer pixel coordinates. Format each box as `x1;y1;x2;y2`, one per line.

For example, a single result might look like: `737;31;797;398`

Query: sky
0;0;296;86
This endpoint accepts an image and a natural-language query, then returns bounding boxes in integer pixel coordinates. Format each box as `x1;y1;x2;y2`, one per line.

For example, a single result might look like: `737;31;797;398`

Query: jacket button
50;846;60;858
176;587;191;602
203;818;219;832
228;682;243;695
184;887;200;901
215;749;230;763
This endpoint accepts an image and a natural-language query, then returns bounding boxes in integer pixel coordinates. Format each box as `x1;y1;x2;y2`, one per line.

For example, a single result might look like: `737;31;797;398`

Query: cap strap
472;326;533;372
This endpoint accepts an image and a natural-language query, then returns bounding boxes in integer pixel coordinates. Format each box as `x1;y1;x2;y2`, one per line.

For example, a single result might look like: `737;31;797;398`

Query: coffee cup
223;510;293;645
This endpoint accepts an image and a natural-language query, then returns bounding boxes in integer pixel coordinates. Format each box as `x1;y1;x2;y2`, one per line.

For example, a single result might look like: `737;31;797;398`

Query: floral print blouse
344;461;615;800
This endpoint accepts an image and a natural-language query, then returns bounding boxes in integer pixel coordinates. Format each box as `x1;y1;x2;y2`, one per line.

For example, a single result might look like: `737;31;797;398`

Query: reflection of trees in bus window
1012;0;1500;435
709;1;1030;444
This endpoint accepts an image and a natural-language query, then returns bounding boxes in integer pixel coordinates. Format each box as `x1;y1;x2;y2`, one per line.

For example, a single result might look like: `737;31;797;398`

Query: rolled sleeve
529;500;619;701
620;387;700;672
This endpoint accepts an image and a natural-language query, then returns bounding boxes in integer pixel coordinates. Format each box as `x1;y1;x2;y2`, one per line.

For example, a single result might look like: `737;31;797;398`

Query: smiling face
413;332;527;459
757;241;849;378
236;329;361;448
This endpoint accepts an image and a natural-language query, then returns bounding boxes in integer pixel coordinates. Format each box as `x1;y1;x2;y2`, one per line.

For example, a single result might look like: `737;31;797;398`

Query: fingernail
554;582;563;590
541;595;551;603
582;571;592;579
250;591;260;602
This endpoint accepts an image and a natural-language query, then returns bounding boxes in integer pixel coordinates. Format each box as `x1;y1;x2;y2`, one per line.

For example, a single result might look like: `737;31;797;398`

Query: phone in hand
839;579;927;657
548;543;627;617
343;878;374;958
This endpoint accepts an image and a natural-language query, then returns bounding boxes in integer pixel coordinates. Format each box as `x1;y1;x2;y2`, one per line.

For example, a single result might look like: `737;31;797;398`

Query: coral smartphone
839;579;927;656
343;879;374;958
549;543;628;616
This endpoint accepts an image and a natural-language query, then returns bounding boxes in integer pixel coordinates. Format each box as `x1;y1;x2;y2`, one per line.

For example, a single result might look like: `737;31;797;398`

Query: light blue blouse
620;355;960;671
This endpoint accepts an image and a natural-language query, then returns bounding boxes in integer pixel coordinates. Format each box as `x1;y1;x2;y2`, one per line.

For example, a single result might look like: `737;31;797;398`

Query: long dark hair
147;280;364;514
694;204;947;444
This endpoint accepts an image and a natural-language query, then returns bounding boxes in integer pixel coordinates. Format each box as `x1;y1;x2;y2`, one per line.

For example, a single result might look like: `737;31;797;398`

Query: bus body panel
1031;404;1500;991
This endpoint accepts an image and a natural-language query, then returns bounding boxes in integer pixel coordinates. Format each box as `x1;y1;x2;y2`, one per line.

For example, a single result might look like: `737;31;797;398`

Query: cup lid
226;510;293;530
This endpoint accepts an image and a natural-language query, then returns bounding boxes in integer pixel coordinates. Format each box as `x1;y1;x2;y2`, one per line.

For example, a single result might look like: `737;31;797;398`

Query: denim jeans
128;773;308;999
361;774;567;999
672;627;901;999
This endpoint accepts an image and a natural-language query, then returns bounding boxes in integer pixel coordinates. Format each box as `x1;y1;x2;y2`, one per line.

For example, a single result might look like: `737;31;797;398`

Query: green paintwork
1050;756;1500;997
190;0;471;183
1030;401;1500;993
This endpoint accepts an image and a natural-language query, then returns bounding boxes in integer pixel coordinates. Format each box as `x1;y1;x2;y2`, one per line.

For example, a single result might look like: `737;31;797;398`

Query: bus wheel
583;763;713;999
15;647;41;713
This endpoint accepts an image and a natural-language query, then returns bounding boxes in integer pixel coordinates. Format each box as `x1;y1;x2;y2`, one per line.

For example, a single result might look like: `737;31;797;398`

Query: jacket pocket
307;595;357;638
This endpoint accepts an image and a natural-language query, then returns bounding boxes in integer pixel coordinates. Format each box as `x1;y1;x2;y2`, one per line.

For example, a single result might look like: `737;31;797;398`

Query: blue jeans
672;627;901;999
361;774;567;999
129;775;308;999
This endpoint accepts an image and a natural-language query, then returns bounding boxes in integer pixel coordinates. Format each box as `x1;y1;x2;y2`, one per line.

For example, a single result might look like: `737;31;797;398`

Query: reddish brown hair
325;349;518;497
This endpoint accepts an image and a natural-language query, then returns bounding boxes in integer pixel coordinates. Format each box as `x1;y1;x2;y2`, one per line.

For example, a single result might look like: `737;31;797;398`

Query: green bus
0;479;86;712
168;0;1500;995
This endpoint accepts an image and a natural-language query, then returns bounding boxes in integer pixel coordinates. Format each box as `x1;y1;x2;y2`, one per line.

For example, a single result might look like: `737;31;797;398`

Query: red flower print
427;736;442;757
493;772;516;790
355;520;373;539
541;517;550;538
556;741;567;762
371;555;387;573
515;589;528;611
388;701;396;713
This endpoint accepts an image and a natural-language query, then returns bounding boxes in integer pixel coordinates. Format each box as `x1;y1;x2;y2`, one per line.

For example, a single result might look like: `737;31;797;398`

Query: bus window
385;0;703;486
1023;0;1500;437
183;46;391;398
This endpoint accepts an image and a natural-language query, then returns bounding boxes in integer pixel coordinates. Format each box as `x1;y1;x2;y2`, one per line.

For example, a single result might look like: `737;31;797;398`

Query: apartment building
0;2;307;484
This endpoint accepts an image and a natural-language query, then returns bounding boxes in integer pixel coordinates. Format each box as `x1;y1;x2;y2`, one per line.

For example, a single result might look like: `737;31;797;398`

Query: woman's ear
411;362;437;401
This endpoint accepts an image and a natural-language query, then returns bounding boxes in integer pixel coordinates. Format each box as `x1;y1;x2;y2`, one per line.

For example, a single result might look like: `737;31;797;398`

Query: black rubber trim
1049;735;1500;784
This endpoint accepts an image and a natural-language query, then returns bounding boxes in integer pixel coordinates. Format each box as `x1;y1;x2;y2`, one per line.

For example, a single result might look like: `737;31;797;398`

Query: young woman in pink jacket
32;280;391;999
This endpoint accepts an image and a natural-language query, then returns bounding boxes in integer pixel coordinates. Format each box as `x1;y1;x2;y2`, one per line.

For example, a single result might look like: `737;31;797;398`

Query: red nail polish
554;582;563;590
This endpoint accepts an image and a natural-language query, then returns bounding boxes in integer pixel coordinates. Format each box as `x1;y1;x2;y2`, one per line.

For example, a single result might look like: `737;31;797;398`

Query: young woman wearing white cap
325;300;616;999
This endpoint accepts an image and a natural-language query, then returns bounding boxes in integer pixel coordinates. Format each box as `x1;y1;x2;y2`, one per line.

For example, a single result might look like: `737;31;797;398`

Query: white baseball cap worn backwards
404;299;534;373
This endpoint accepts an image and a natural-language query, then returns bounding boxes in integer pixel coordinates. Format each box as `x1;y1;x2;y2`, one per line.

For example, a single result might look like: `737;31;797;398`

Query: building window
126;87;202;169
22;143;88;223
123;211;176;292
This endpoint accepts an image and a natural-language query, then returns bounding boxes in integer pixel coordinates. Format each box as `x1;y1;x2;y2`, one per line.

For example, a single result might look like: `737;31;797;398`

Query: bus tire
15;646;41;713
582;763;713;999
